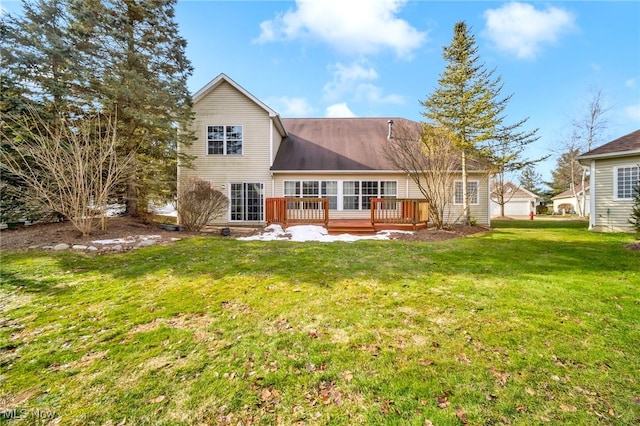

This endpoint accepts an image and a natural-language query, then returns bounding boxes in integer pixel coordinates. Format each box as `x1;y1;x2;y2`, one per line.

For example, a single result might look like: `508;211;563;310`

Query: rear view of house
577;129;640;232
178;73;491;229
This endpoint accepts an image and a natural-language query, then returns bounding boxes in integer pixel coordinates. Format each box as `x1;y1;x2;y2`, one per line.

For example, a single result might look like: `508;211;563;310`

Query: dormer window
207;125;243;155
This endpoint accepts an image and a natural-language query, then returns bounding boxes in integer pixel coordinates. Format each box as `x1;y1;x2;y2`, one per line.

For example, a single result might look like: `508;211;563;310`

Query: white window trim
206;124;243;156
454;180;480;205
283;179;397;211
613;164;639;201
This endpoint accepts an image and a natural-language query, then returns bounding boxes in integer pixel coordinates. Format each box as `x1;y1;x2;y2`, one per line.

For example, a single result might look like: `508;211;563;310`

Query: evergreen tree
519;165;544;194
422;21;509;224
1;0;195;216
549;146;583;195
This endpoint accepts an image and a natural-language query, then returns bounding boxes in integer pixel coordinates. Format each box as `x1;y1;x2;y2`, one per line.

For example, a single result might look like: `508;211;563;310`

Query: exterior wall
552;193;590;216
490;198;535;217
590;156;640;232
272;172;490;225
179;81;283;225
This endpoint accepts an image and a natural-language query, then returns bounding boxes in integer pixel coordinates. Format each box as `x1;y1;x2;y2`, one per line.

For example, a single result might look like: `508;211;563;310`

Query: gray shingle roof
578;129;640;160
271;118;409;171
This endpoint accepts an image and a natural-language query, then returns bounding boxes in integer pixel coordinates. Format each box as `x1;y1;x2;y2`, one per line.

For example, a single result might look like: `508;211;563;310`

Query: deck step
327;225;376;235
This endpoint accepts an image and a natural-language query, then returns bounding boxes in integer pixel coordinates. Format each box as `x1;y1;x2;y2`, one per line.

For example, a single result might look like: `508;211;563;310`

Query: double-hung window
343;181;397;210
207;125;243;155
615;165;639;200
454;181;479;205
284;180;338;210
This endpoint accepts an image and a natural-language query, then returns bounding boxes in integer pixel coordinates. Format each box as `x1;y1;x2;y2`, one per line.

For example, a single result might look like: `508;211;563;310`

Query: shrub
177;178;229;231
535;204;548;215
630;180;640;233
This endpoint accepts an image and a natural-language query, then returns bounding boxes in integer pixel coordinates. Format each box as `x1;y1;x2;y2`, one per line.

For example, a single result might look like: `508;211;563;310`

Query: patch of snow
237;224;414;243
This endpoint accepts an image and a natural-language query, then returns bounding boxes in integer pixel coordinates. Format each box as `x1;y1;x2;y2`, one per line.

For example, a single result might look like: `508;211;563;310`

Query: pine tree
72;0;195;214
2;0;195;216
549;146;582;195
519;165;543;194
422;21;509;224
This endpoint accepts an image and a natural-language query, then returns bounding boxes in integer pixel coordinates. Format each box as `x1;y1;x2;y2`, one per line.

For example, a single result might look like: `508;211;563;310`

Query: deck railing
266;197;329;227
370;198;429;226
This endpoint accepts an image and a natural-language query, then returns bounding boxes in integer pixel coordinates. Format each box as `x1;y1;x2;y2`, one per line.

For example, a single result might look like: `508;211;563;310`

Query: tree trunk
462;150;470;225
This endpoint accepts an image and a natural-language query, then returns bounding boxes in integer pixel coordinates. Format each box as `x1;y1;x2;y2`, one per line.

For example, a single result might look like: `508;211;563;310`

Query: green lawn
1;220;638;425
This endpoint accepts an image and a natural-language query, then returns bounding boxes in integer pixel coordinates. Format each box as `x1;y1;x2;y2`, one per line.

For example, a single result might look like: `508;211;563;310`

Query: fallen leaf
148;395;165;404
424;420;434;426
455;406;468;424
525;387;536;395
436;395;450;409
340;370;353;382
419;360;435;366
560;404;577;412
486;393;497;401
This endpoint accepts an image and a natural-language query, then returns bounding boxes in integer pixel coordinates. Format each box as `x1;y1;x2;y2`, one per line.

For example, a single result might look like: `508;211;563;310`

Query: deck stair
327;220;376;235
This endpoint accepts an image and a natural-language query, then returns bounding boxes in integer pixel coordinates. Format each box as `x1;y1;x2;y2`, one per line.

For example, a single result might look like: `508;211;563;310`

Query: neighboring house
551;183;590;216
178;73;491;227
577;129;640;232
490;181;539;217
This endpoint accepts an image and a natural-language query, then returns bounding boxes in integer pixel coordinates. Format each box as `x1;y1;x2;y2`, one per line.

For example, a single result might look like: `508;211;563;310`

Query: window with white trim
615;165;639;200
454;181;479;205
207;125;243;155
343;180;397;210
284;180;338;209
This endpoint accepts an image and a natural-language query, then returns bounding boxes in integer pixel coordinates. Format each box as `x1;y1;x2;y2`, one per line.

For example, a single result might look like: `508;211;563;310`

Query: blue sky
4;0;640;183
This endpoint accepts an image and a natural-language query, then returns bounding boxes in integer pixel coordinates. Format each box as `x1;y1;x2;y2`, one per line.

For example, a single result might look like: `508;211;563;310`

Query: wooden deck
327;219;427;235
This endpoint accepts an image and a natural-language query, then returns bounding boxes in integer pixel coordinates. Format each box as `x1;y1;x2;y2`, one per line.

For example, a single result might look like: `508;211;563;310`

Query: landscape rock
53;243;70;251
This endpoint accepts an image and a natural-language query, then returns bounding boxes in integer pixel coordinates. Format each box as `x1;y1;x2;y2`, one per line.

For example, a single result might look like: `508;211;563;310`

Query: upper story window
207;125;242;155
454;180;479;205
615;165;639;200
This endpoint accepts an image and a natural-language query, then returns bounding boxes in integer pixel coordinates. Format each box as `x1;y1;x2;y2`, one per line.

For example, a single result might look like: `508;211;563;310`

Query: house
577;129;640;232
490;181;539;217
551;183;590;216
178;73;490;229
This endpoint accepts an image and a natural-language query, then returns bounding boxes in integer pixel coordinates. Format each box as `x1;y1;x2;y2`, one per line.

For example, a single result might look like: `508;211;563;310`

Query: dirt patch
389;225;490;242
625;242;640;253
0;216;489;251
0;216;257;251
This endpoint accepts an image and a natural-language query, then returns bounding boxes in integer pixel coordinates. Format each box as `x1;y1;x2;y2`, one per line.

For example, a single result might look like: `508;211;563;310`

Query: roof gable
578;129;640;161
192;73;286;137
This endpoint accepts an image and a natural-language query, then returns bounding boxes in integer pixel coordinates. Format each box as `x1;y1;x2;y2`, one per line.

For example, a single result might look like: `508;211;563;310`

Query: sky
3;0;640;184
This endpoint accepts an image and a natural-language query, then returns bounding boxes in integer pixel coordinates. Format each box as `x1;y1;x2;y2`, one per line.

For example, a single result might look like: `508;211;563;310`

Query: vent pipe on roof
387;119;394;140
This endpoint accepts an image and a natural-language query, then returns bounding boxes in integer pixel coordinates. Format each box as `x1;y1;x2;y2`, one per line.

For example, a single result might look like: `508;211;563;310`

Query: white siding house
577;129;640;232
179;73;491;227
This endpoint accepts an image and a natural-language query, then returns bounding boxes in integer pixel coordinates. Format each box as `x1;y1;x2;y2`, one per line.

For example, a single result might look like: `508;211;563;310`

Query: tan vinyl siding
180;81;279;225
273;172;490;225
591;156;640;232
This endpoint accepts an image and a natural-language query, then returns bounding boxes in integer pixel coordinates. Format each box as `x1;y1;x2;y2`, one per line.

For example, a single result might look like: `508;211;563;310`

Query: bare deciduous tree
1;109;134;235
177;177;229;231
384;121;460;229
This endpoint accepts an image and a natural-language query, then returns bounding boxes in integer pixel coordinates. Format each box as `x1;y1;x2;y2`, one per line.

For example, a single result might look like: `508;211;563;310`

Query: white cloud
255;0;426;58
483;2;576;60
267;96;316;117
624;104;640;122
355;84;405;105
323;62;378;101
625;78;637;89
323;62;404;105
325;102;356;118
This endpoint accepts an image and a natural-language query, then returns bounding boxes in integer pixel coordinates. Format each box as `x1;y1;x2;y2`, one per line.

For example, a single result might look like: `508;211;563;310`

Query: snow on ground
237;224;413;242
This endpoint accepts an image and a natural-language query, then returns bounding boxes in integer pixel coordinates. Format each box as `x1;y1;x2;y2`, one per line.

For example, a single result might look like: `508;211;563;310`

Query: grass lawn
1;220;638;425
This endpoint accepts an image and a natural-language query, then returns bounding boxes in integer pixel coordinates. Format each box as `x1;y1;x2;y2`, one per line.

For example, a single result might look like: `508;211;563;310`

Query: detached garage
491;182;539;217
